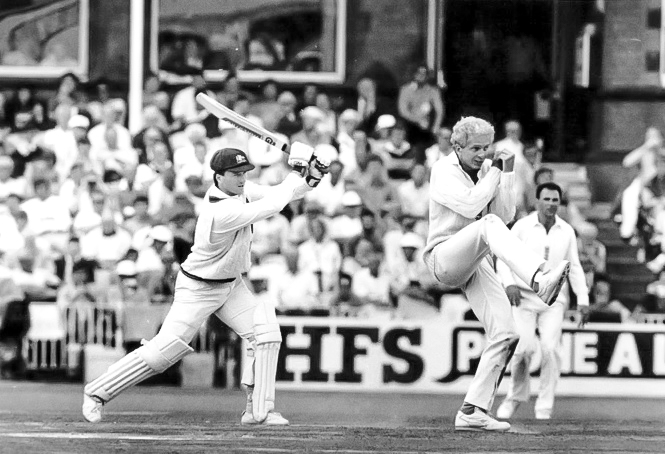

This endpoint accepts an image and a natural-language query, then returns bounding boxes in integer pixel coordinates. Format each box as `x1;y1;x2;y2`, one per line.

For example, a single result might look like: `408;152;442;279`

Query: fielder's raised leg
423;116;570;432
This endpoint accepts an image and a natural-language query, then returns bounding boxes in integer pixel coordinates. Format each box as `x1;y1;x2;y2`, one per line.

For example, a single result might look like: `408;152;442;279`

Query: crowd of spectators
612;127;665;318
0;65;660;374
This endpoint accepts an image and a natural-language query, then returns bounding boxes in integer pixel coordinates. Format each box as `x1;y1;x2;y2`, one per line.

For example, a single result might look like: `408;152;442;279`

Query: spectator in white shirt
173;123;211;191
336;109;360;172
316;92;337;137
136;224;172;299
493;120;524;161
375;121;415;180
274;248;320;314
73;189;115;238
369;114;396;153
42;103;79;183
351;244;393;320
383;212;419;274
291;106;326;149
80;214;132;270
69;113;91;144
0;155;28;200
122;193;155;237
88;102;132;153
389;232;441;313
287;199;328;247
133;141;175;217
21;177;72;256
171;74;213;129
297;217;342;295
89;124;138;180
397;163;430;219
426;127;453;168
0;203;25;256
58;160;91;216
328;190;363;251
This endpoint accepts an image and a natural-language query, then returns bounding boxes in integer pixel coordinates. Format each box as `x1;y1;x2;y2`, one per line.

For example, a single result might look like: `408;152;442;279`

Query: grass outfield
0;381;663;453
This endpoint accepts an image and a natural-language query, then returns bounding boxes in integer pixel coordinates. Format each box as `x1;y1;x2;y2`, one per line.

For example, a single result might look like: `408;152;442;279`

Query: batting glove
305;154;331;187
288;142;314;176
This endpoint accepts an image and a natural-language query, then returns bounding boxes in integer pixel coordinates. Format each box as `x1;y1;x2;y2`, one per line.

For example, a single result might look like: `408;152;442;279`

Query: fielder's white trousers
424;214;545;410
502;292;566;418
161;272;257;343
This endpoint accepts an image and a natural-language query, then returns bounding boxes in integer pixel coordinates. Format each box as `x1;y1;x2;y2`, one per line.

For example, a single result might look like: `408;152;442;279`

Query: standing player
495;182;589;420
422;116;570;432
82;145;329;425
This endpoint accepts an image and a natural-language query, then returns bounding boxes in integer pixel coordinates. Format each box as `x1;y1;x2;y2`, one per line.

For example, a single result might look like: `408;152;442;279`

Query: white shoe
535;410;551;420
82;394;104;423
496;400;520;420
241;410;290;426
454;408;510;432
533;261;571;306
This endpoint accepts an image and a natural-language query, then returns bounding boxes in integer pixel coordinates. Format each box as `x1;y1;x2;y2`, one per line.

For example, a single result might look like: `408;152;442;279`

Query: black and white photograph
0;0;663;453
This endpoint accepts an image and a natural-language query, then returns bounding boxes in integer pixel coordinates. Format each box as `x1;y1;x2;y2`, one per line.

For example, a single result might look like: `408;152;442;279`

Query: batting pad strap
135;334;194;373
254;323;282;344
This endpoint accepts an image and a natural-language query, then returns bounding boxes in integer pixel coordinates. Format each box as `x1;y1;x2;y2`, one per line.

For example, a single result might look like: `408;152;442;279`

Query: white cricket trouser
85;272;257;403
160;272;257;343
502;291;566;417
424;214;545;410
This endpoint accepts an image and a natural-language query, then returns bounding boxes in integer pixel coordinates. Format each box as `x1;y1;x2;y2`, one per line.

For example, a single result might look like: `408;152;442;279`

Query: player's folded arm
431;167;501;218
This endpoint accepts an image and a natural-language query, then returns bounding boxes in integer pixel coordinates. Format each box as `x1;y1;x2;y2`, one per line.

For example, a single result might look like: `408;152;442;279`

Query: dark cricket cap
209;148;255;173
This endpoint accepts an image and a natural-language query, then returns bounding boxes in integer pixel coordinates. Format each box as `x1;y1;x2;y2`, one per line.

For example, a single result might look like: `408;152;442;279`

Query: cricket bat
196;93;289;153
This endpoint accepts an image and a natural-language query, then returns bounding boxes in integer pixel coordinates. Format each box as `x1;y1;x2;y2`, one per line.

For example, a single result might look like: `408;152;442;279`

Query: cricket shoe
82;394;104;423
496;400;520;420
454;408;510;432
241;410;290;426
533;261;570;306
535;410;551;420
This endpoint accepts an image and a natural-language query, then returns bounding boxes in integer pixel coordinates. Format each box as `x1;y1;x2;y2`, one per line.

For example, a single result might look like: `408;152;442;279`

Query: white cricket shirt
181;173;311;280
497;212;589;307
424;151;515;255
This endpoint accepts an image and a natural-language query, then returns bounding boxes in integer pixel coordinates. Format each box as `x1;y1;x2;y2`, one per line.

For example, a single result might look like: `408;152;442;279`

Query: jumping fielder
83;144;329;425
495;182;589;420
422;116;570;432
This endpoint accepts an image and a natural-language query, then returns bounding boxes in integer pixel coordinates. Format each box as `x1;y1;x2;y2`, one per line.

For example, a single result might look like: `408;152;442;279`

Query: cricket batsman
82;143;329;425
422;116;570;432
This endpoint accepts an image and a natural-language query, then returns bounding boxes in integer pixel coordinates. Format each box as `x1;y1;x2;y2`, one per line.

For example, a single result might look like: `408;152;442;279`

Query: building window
153;0;346;84
0;0;89;79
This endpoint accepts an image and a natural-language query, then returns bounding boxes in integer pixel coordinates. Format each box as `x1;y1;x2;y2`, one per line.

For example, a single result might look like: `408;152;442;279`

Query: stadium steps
548;163;593;210
586;202;653;310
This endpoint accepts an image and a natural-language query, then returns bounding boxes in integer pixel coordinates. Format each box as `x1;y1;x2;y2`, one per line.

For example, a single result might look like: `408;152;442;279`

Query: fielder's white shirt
497;212;589;307
424;151;515;255
181;173;312;280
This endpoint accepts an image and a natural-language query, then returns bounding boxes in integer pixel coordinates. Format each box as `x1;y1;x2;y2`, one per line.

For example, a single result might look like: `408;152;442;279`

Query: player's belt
179;266;236;284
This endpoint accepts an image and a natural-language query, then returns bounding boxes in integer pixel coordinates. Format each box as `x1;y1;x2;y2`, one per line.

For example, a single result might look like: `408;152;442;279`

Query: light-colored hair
450;116;495;148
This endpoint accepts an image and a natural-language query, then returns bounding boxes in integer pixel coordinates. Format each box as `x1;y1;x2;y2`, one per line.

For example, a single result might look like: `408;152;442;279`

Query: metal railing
23;338;66;371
